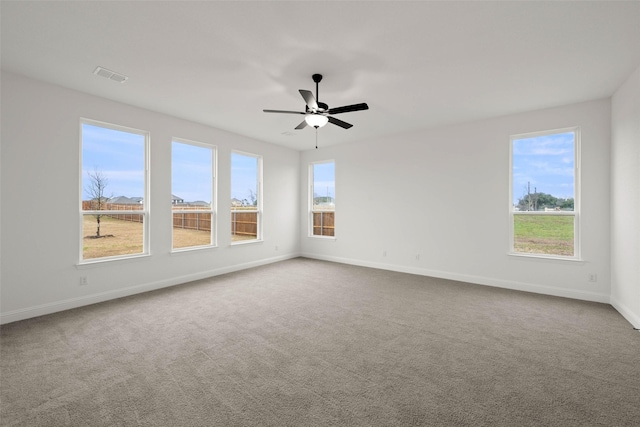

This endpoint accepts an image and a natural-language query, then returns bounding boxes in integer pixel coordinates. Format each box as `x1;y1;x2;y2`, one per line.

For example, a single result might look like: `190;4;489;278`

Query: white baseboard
5;253;623;326
301;253;610;304
610;296;640;329
0;253;299;325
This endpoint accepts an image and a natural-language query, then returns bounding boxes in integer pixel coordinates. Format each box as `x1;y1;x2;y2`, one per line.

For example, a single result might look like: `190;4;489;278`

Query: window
231;151;262;243
310;160;335;237
172;139;216;250
510;128;579;259
80;120;149;262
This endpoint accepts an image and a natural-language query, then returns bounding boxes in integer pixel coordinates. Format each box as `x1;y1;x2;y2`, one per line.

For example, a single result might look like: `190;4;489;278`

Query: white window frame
230;150;263;245
171;138;217;252
79;118;150;264
309;160;336;239
508;127;581;260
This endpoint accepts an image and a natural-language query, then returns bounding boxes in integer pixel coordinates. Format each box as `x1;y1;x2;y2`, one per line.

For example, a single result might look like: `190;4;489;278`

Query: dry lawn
83;215;256;259
83;216;143;259
173;227;212;249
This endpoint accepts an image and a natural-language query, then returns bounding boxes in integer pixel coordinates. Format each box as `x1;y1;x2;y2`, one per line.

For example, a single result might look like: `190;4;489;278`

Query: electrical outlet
415;254;420;261
80;276;88;286
383;250;387;257
588;273;597;283
275;245;278;251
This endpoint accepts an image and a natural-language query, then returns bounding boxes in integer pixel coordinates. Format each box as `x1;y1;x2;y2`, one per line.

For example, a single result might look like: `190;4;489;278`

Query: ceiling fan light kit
304;114;328;128
263;74;369;142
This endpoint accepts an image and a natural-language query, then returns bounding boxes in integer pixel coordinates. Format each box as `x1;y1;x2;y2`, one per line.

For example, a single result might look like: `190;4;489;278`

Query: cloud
512;132;574;156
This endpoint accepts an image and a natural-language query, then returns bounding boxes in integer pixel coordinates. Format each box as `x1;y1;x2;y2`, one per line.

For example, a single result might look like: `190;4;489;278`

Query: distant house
231;198;243;207
90;196;110;204
108;196;138;204
188;201;210;207
171;194;184;205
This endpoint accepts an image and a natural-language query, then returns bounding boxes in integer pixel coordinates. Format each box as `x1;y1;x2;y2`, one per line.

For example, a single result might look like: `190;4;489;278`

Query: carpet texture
1;258;639;426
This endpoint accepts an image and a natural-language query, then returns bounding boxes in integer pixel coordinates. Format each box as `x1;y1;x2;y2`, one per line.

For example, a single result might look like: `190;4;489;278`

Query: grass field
83;215;254;259
513;214;574;256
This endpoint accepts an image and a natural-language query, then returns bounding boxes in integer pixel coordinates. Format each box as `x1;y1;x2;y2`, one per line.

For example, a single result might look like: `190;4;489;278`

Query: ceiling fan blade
328;116;353;129
299;90;319;111
263;109;305;115
295;120;308;130
327;103;369;115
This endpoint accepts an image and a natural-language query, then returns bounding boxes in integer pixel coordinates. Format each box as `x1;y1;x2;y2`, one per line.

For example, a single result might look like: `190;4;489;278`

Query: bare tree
248;188;257;206
85;168;109;237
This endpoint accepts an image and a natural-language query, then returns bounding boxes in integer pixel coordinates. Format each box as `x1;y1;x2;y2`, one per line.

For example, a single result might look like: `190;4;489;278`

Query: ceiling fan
263;74;369;130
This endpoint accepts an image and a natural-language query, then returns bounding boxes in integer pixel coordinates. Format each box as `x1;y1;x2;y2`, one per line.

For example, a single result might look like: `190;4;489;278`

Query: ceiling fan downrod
312;74;329;111
312;73;322;103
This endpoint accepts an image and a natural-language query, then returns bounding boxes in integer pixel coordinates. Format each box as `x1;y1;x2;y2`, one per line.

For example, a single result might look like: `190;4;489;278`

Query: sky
84;122;569;209
82;123;145;200
512;131;575;205
231;152;259;203
313;161;335;199
172;141;212;203
83;123;260;205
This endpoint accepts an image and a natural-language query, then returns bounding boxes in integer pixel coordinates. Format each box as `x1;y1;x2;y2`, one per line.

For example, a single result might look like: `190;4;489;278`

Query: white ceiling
2;1;639;150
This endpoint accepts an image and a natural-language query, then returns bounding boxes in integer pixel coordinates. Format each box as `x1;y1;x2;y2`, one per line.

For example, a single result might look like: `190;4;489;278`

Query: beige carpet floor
1;257;639;426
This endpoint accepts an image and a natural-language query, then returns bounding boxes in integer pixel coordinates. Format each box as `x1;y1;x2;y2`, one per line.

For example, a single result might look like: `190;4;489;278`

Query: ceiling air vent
93;66;128;83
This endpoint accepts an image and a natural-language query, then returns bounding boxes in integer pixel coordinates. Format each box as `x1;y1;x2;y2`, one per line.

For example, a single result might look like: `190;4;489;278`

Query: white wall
610;65;640;328
0;72;300;324
301;99;612;303
0;70;626;324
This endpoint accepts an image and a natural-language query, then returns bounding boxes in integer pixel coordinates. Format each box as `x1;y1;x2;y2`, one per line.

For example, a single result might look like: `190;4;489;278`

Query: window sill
230;239;263;246
171;245;217;255
508;252;584;263
76;253;151;269
308;235;337;240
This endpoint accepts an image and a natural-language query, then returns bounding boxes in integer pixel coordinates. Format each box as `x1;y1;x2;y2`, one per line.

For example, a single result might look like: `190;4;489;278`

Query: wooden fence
173;211;212;232
231;211;257;237
82;202;257;237
313;211;335;236
82;201;144;211
83;201;144;223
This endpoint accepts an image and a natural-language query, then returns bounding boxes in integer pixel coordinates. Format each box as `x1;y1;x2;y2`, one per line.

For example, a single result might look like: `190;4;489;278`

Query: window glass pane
510;129;577;258
81;122;147;261
231;211;258;241
231;152;259;242
313;162;335;210
172;142;212;209
173;212;212;249
82;214;144;259
512;132;575;211
312;161;335;236
513;214;574;257
82;123;145;208
172;141;213;249
313;212;335;237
